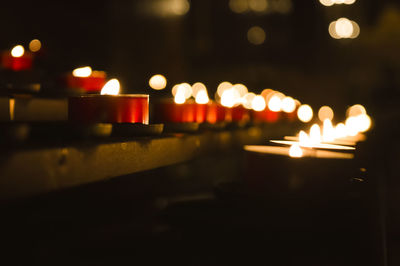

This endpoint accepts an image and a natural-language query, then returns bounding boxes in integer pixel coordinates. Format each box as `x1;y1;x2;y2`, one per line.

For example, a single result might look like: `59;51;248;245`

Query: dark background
1;0;400;118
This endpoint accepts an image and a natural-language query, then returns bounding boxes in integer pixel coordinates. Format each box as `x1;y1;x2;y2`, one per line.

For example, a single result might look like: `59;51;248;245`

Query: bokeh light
247;26;266;45
29;39;41;52
297;104;313;123
251;95;266;111
229;0;248;13
281;97;296;113
318;106;334;121
72;66;92;77
149;74;167;90
101;79;120;95
11;45;24;57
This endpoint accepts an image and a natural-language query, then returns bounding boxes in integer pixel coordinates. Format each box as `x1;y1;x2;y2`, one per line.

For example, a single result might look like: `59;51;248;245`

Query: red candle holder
1;51;33;71
69;94;149;124
194;103;208;123
206;101;232;124
231;105;249;122
65;71;107;93
251;109;280;123
152;99;196;123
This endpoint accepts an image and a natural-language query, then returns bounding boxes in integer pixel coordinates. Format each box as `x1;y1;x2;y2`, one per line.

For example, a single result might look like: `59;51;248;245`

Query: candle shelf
111;123;164;137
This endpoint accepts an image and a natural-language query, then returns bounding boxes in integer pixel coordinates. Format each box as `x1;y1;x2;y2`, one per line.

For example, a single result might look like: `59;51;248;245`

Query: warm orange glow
101;79;120;95
319;0;334;6
251;95;266;111
242;93;256;109
268;95;282;112
149;74;167;90
73;66;92;77
195;89;209;104
247;26;266;45
170;0;190;15
318;105;334;121
347;104;366;117
357;114;371;132
217;81;233;97
29;39;42;52
309;124;321;144
320;0;356;6
297;104;313;122
322;119;335;142
299;130;311;147
281;97;296;113
350;21;360;38
336;18;353;38
11;45;24;57
289;144;303;158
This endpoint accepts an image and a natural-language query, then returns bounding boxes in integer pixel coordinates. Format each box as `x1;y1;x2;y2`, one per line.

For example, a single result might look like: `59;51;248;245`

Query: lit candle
65;66;107;93
68;79;149;124
1;45;33;71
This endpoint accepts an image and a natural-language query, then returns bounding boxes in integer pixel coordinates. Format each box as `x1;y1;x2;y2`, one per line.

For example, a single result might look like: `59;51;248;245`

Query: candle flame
267;95;282;112
289;144;303;158
242;92;256;109
281;96;296;113
73;66;92;77
221;88;240;107
322;119;335;142
195;89;209;104
309;124;321;144
149;74;167;90
299;130;311;147
101;79;120;95
334;123;347;138
11;45;24;57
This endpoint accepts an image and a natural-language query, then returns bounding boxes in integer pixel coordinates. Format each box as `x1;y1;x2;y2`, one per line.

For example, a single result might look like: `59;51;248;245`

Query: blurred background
1;0;399;118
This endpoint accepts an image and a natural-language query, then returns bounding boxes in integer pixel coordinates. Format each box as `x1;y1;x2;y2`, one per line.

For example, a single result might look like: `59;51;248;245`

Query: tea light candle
65;66;107;93
1;45;33;71
68;79;149;124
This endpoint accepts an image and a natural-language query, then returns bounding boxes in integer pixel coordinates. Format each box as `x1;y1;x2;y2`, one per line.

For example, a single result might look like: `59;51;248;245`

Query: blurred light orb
221;88;240;108
268;95;282;112
247;26;266;45
356;114;371;132
248;0;268;12
335;18;353;38
334;123;347;138
73;66;92;77
229;0;248;13
319;0;334;6
318;105;334;121
11;45;24;57
347;104;366;117
251;95;266;111
29;39;41;52
149;74;167;90
309;124;321;143
232;84;248;97
350;21;360;38
242;92;256;109
297;104;313;123
289;144;303;158
195;89;209;104
328;21;341;39
281;97;296;113
192;82;207;97
170;0;190;15
217;81;233;97
172;83;192;99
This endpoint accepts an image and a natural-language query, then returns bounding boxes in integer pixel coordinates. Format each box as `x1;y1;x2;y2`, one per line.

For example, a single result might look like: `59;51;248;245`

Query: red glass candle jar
251;109;280;123
231;105;249;122
65;71;107;93
1;51;33;71
152;99;196;123
194;103;208;123
69;94;149;124
206;102;231;124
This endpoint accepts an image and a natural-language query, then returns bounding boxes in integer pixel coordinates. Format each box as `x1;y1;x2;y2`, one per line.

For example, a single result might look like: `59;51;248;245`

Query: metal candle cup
65;72;107;93
68;94;149;124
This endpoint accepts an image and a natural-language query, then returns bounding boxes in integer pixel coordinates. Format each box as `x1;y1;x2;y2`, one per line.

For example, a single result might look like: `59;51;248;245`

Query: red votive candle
65;71;107;93
194;103;208;123
206;102;231;124
251;109;280;123
231;105;249;122
152;99;196;123
1;51;33;71
69;94;149;124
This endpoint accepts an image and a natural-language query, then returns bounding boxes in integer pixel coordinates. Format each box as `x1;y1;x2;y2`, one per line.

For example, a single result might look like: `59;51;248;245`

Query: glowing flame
309;124;321;144
322;119;335;142
289;144;303;158
356;114;371;132
221;88;240;107
345;116;359;136
281;97;296;113
347;104;366;117
232;84;248;97
251;95;266;111
299;130;312;147
334;123;347;139
195;89;209;104
11;45;25;57
73;66;92;78
268;95;282;112
297;104;313;123
101;79;120;95
149;74;167;90
172;83;192;99
192;82;207;98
